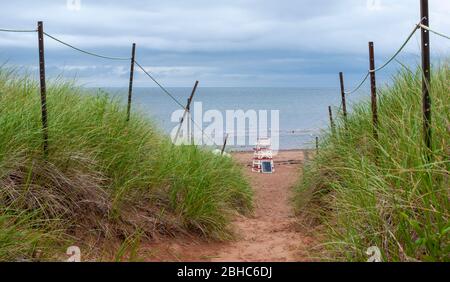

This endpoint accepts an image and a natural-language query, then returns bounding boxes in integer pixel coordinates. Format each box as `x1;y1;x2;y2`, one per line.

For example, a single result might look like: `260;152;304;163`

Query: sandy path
144;150;315;262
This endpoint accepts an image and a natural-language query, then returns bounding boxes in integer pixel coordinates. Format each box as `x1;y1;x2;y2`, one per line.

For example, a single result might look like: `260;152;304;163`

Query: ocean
98;87;369;151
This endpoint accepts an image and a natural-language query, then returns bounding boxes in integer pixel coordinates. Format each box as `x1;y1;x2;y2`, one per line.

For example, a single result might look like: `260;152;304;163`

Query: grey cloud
0;0;448;87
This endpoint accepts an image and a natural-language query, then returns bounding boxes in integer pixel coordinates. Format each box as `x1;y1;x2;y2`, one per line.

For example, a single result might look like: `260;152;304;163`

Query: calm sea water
97;87;369;150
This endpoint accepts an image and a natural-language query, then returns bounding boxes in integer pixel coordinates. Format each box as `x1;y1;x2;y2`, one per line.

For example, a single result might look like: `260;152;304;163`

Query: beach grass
0;68;252;261
295;63;449;261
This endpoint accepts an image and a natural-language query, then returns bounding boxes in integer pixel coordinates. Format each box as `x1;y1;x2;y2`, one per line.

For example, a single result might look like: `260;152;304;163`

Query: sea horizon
88;86;370;150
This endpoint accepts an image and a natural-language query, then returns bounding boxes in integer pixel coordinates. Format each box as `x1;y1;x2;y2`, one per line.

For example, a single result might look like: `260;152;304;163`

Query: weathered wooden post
339;72;347;121
186;98;191;144
37;21;49;157
221;134;229;155
368;41;378;142
420;0;432;157
174;81;199;143
126;43;136;121
315;136;319;154
328;106;335;133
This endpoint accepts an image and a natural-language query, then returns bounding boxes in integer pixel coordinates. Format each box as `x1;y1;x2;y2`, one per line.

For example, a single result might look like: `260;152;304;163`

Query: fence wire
343;72;370;95
420;24;450;40
134;61;219;146
344;21;422;95
134;61;186;109
43;32;131;61
0;28;37;33
371;23;421;73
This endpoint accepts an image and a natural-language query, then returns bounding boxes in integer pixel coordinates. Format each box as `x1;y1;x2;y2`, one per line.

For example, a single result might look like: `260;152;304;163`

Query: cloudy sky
0;0;449;87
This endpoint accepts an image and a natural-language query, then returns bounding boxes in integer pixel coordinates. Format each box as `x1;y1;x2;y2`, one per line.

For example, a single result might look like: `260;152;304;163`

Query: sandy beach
144;149;316;262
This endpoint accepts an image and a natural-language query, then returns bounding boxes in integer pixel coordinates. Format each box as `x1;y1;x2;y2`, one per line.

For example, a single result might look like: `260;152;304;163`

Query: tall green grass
0;69;252;261
0;208;58;261
295;63;449;261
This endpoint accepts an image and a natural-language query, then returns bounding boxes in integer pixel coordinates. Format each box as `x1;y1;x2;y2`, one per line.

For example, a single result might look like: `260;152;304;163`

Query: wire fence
331;10;449;158
335;21;449;118
134;61;185;109
44;31;218;146
0;21;222;152
343;20;422;96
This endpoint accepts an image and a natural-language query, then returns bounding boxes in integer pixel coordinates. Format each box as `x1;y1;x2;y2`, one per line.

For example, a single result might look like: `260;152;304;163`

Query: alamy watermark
66;246;81;262
66;0;81;11
64;245;381;262
170;102;280;152
366;246;382;262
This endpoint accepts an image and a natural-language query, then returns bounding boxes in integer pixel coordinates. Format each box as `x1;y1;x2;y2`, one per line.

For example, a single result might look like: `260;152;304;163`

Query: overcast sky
0;0;449;87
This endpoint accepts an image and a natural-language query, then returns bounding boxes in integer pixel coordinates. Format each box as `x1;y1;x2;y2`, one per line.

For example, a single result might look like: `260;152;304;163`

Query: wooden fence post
339;72;347;122
420;0;432;157
328;106;335;133
37;21;49;157
315;136;319;154
369;41;378;142
186;98;191;144
173;81;199;143
126;43;136;121
221;133;229;155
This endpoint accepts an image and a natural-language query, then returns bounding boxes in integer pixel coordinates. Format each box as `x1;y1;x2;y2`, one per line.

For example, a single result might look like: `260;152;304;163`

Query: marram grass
295;63;449;261
0;68;253;261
